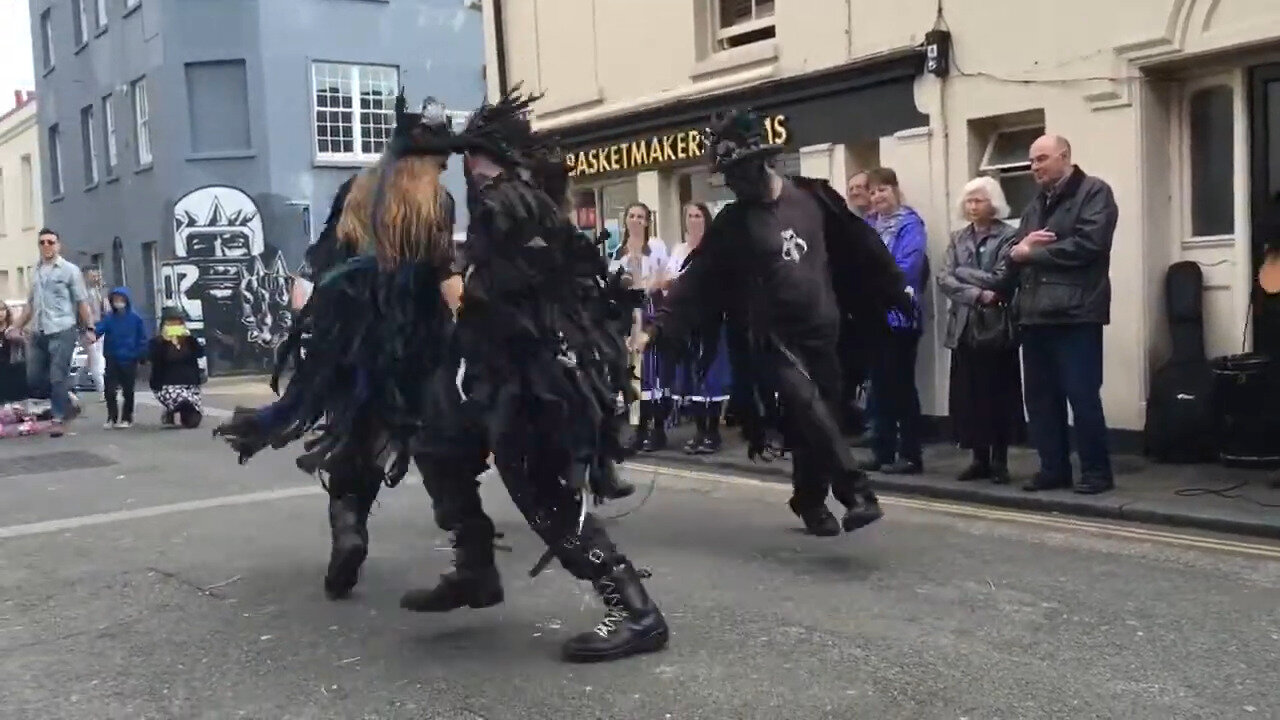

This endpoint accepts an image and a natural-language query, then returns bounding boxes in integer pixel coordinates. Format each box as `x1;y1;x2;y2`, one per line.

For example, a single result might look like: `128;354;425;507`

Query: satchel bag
966;302;1017;350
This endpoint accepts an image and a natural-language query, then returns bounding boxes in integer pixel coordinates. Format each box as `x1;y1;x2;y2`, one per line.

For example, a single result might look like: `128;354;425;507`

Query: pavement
0;382;1278;717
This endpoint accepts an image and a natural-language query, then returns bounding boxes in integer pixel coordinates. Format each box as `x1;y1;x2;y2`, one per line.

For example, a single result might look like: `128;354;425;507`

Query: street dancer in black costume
639;109;910;536
213;93;460;600
400;90;668;664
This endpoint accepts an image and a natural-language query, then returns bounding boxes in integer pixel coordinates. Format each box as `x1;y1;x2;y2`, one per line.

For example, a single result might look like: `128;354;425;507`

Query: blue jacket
869;207;928;331
94;287;149;361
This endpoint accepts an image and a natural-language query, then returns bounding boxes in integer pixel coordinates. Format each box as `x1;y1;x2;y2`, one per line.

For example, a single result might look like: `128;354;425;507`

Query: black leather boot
561;561;669;663
324;494;368;600
990;445;1011;485
830;470;884;533
592;460;635;501
642;399;669;452
399;520;504;612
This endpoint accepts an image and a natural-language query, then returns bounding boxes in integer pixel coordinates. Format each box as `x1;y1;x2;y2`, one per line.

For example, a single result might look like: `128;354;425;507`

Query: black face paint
723;160;771;202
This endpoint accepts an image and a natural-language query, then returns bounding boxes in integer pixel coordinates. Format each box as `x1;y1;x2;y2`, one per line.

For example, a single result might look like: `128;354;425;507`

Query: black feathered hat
703;108;783;170
526;141;569;201
385;88;457;159
454;84;546;168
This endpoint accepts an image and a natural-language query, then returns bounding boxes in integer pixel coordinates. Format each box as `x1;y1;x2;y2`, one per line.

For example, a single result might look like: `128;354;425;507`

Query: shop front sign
566;114;789;178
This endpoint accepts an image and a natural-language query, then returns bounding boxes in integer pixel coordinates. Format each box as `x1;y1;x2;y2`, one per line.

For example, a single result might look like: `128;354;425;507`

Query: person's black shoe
787;497;841;537
841;491;884;533
956;463;991;482
562;561;669;663
990;465;1012;485
593;461;635;500
640;428;667;453
1074;477;1115;495
324;496;368;600
1021;473;1072;492
400;566;504;612
880;460;923;475
695;434;721;454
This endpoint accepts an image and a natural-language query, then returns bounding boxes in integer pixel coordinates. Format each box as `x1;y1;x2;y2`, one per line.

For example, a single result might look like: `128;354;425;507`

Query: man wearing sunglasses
6;229;97;436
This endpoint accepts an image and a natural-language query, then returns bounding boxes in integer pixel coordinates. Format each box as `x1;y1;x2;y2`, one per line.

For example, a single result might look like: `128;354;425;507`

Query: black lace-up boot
592;459;635;501
830;470;884;533
561;561;669;663
324;494;368;600
400;518;503;612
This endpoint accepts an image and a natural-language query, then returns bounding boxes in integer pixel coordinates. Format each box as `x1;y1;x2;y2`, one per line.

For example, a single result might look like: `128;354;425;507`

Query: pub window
311;61;399;163
979;125;1043;218
714;0;775;51
1186;84;1234;237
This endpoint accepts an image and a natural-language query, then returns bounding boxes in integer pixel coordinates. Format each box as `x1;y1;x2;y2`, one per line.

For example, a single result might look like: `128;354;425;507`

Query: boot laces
593;576;629;638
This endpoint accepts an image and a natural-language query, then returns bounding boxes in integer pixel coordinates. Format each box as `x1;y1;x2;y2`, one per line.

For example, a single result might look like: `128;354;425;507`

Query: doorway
1249;63;1280;352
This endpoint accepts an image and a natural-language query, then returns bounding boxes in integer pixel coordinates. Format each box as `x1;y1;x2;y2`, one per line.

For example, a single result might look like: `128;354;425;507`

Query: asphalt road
1;394;1278;719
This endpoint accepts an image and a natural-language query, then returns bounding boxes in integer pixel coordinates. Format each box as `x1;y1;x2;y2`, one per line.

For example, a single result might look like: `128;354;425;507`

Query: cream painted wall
0;101;41;302
487;0;1280;430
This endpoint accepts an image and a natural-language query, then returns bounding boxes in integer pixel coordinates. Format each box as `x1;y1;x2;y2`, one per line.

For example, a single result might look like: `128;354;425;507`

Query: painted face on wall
722;158;772;202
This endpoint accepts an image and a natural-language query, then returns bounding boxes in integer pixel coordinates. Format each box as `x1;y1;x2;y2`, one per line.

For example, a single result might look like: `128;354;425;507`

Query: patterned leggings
154;385;203;413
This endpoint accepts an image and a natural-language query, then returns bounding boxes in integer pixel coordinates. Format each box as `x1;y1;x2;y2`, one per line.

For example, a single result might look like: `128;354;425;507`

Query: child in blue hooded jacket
94;287;149;428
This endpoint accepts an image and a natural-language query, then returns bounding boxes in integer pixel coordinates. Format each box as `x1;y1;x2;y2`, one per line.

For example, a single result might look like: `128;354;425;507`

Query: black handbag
966;303;1016;349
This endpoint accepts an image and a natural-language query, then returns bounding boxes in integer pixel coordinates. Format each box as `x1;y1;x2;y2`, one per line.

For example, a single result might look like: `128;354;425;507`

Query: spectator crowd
619;133;1119;496
0;228;207;438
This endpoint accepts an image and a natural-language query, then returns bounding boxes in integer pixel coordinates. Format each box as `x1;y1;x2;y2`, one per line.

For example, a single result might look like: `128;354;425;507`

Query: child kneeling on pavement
148;306;205;428
95;287;149;429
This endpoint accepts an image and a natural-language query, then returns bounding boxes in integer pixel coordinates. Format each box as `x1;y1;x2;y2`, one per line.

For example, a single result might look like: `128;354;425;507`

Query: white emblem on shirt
780;229;808;263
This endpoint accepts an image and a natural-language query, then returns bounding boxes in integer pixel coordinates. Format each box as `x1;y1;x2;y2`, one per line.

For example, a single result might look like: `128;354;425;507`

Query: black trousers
774;337;865;511
104;358;138;423
418;379;624;582
870;331;924;465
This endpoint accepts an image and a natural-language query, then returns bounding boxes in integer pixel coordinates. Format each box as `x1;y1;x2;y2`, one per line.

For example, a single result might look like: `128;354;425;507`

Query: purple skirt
672;329;731;402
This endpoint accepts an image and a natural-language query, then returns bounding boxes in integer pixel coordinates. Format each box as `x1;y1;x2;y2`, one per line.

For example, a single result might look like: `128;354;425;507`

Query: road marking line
0;486;322;540
628;462;1280;559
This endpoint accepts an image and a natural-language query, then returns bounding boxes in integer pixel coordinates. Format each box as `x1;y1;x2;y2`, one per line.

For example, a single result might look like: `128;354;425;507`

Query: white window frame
94;0;108;30
49;124;65;197
132;77;152;166
978;123;1044;217
1175;74;1247;247
40;9;54;70
713;0;775;50
72;0;88;47
125;0;140;10
310;62;400;163
102;94;118;175
20;155;34;228
81;104;99;187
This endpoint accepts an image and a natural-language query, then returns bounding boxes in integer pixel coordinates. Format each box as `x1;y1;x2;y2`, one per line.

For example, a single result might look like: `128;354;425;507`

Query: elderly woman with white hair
936;176;1026;484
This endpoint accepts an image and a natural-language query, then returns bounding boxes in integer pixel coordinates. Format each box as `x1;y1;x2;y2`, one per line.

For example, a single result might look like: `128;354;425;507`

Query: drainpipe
492;0;509;96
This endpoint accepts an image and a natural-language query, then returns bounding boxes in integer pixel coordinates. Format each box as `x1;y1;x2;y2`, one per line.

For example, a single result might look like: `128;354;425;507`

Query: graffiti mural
162;185;294;375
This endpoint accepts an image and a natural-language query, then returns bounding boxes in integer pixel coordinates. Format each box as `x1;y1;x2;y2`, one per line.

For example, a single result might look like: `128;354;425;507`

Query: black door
1248;64;1280;351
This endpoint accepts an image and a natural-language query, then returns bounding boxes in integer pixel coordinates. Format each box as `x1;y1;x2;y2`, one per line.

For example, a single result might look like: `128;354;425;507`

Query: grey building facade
29;0;484;375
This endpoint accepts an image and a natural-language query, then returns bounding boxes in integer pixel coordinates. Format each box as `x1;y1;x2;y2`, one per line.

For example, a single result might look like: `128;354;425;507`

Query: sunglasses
38;239;57;246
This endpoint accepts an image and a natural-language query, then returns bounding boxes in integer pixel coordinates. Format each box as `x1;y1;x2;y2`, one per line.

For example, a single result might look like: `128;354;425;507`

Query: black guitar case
1143;261;1216;463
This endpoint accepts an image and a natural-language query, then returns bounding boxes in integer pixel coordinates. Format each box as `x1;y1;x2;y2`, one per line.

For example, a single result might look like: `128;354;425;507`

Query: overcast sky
1;0;36;112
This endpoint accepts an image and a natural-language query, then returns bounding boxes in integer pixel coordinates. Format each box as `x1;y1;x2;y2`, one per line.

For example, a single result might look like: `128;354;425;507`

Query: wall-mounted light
923;29;951;78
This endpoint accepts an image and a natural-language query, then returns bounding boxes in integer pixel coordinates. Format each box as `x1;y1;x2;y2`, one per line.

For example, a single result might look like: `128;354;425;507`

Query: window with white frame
48;124;64;197
72;0;88;46
102;94;118;176
94;0;108;30
132;77;152;166
40;8;54;71
1186;84;1235;238
20;155;34;227
979;125;1044;219
80;105;99;187
311;62;399;162
713;0;775;51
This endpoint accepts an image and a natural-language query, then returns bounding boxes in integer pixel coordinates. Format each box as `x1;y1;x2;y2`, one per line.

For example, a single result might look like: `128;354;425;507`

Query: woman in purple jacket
860;168;928;474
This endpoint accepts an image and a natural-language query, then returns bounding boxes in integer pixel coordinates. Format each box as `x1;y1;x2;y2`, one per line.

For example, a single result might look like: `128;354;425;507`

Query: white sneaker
115;421;132;429
103;421;116;429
